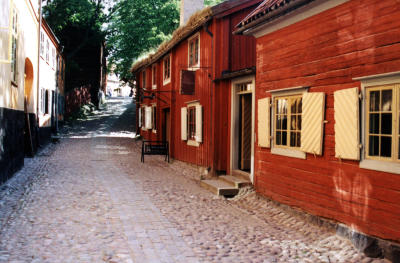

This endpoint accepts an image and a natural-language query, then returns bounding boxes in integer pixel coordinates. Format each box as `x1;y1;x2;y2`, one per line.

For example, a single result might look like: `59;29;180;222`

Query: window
45;90;49;114
366;85;399;162
52;48;56;68
152;105;157;132
163;55;171;85
11;8;18;83
188;106;196;140
142;70;146;90
188;34;200;69
40;32;44;57
46;40;49;63
181;103;202;146
152;64;157;89
274;95;302;148
141;107;145;128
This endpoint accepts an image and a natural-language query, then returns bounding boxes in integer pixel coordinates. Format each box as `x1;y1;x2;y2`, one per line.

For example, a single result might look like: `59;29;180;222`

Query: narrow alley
0;99;385;263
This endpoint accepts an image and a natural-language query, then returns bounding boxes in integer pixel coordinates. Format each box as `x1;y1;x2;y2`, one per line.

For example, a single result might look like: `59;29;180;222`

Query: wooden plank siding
135;0;262;172
253;0;400;242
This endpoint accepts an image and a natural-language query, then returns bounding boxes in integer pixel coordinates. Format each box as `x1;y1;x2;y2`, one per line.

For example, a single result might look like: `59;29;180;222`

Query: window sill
187;140;200;147
188;65;200;71
152;129;157;134
360;159;400;174
271;147;306;159
163;78;171;86
152;85;157;90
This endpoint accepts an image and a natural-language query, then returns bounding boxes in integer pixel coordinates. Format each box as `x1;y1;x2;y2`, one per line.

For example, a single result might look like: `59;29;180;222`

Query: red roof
236;0;311;31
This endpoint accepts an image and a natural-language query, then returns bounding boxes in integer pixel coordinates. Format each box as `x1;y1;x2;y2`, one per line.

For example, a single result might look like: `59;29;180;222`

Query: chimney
180;0;204;26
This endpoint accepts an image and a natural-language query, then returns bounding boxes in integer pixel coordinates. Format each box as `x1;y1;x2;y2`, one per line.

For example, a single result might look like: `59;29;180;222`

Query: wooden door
240;94;252;171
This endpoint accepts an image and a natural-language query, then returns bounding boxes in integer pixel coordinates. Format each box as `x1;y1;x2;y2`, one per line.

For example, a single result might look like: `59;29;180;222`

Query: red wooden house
132;0;262;182
235;0;400;259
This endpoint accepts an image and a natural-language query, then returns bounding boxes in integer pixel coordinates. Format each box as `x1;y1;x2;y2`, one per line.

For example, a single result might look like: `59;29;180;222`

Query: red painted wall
254;0;400;242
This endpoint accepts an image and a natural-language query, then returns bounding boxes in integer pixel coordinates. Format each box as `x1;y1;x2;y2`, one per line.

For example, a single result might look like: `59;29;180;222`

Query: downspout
204;21;214;173
36;0;43;146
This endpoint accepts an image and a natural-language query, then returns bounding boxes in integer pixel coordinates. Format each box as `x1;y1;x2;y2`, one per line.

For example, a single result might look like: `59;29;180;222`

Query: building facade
132;0;262;181
235;0;400;259
0;0;64;184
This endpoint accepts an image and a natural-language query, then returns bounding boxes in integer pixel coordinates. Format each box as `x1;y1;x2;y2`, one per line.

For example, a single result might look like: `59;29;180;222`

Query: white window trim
270;86;308;159
356;72;400;174
152;104;157;133
186;101;200;147
163;54;171;86
141;106;147;130
152;64;157;90
187;32;200;71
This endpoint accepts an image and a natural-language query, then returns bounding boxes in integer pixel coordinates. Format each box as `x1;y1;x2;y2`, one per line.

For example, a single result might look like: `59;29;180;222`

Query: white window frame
40;32;44;57
46;40;49;63
185;101;202;147
152;104;157;133
355;72;400;174
188;32;200;71
270;87;308;159
163;54;171;85
152;64;157;89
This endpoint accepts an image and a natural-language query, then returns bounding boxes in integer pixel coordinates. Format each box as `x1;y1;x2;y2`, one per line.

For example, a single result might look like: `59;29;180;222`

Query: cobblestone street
0;98;387;263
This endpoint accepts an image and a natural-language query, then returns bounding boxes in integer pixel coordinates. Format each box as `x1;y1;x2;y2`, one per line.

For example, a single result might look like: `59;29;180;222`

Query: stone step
219;175;252;188
200;179;239;197
231;170;251;181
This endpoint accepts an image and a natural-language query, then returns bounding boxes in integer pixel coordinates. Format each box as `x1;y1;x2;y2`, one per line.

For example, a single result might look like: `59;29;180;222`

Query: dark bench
141;141;169;163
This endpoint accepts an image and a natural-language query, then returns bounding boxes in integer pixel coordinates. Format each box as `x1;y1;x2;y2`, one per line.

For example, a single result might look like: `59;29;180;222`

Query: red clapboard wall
254;0;400;242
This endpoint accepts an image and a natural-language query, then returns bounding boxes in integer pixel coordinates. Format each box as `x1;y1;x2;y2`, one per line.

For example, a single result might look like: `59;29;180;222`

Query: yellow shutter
258;97;270;148
334;87;360;160
181;107;187;140
195;105;203;143
300;92;325;155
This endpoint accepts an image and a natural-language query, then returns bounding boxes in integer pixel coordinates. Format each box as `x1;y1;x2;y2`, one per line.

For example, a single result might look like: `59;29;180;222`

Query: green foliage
106;0;180;81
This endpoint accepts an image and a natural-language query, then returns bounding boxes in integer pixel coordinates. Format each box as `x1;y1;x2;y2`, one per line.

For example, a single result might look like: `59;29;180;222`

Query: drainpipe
36;0;43;147
204;21;214;173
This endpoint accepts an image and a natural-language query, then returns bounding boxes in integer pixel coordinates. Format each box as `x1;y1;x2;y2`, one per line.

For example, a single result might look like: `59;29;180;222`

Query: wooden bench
141;141;169;163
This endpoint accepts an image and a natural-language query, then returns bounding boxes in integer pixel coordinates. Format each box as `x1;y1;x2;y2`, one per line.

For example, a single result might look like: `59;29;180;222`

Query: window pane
290;132;295;147
291;99;297;114
381;136;392;157
369;113;379;134
381;113;392;135
276;116;281;129
276;132;281;145
278;99;287;114
282;132;287;146
290;116;296;130
297;132;301;147
297;115;302;130
370;91;380;111
382;90;392;111
282;116;287;130
369;135;379;156
297;98;302;113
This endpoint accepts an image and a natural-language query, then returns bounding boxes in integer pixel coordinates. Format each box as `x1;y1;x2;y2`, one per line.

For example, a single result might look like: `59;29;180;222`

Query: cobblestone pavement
0;98;388;263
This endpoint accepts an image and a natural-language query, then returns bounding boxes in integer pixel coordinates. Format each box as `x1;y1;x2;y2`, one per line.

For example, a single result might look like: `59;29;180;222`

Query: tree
43;0;109;95
106;0;180;81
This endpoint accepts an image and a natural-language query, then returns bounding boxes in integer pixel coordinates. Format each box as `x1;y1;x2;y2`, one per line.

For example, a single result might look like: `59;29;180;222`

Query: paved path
0;98;387;263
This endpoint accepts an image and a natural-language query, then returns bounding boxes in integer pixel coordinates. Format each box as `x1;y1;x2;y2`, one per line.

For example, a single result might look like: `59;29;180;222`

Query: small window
365;85;399;162
188;106;196;140
188;34;200;69
152;64;157;89
163;55;171;84
45;89;49;114
11;8;18;83
52;48;56;68
46;40;49;62
141;107;145;128
40;32;44;57
274;95;302;149
142;70;146;90
152;105;157;132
